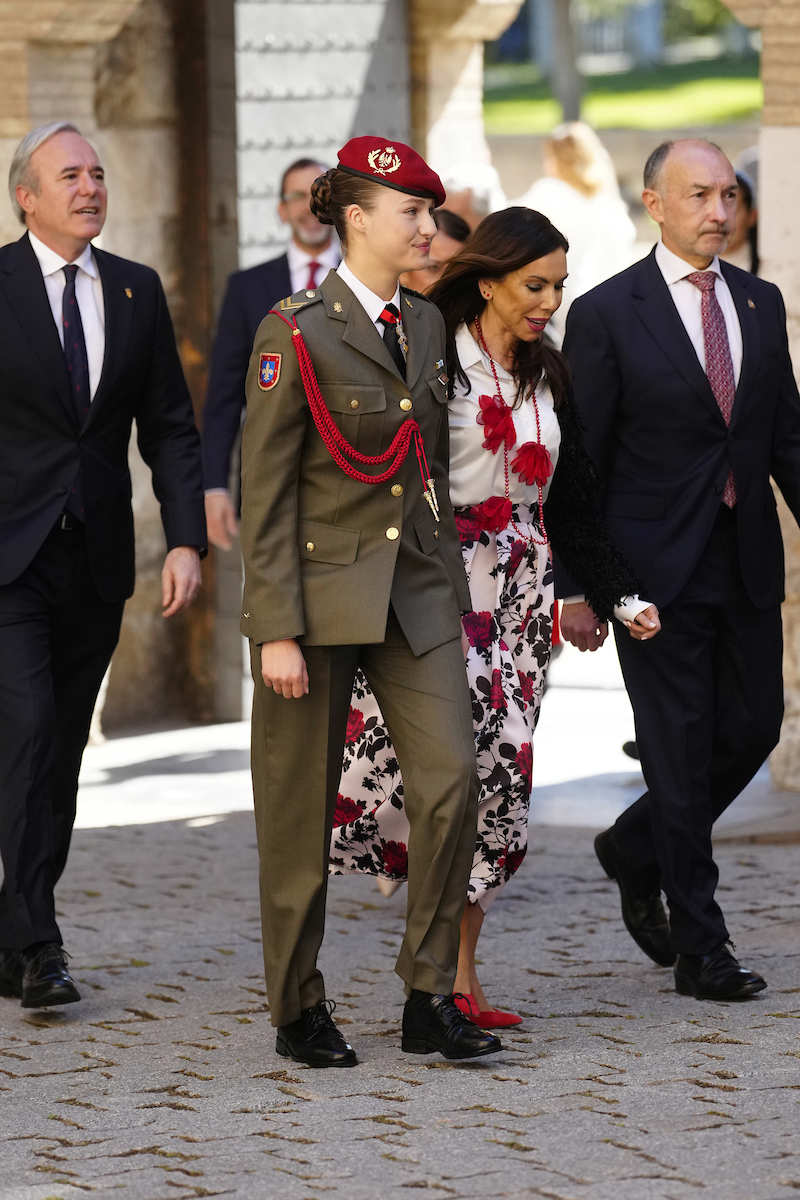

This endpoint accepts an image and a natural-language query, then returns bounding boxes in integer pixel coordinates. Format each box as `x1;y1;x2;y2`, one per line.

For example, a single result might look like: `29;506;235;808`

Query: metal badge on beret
337;135;446;207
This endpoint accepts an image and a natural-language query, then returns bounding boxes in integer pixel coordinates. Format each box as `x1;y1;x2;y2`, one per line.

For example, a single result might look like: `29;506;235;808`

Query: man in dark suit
203;158;339;549
558;138;800;1000
0;121;205;1008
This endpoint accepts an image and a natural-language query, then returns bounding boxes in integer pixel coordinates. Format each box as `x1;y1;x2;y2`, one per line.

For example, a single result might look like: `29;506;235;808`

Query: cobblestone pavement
2;645;799;1199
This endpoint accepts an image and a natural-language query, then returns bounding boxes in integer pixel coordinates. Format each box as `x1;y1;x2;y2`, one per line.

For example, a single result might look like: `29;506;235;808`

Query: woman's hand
624;604;660;641
260;639;309;699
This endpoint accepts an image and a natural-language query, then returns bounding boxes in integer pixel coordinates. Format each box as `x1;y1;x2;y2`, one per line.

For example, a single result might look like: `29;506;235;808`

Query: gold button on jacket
240;271;469;655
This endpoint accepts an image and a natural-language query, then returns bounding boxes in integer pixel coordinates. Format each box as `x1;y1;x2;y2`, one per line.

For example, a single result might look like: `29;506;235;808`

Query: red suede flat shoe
454;993;522;1029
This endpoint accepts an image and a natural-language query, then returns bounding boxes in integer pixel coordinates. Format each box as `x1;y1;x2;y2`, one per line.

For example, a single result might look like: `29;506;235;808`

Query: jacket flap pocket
300;519;360;565
606;491;664;519
427;373;448;404
323;384;386;415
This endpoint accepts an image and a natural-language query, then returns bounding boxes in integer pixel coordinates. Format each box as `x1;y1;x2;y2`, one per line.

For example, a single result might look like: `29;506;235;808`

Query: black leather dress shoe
675;943;766;1000
402;990;502;1059
0;949;23;999
21;943;80;1009
276;1000;358;1067
595;829;675;967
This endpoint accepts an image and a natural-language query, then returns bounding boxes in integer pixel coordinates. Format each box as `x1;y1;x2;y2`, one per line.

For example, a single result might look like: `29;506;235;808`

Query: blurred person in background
401;207;470;293
331;208;659;1029
516;122;636;346
202;158;339;550
721;171;758;275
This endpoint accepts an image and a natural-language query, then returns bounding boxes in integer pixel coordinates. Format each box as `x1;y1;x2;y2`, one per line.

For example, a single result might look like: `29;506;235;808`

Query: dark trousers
0;524;123;949
249;611;478;1027
612;506;783;956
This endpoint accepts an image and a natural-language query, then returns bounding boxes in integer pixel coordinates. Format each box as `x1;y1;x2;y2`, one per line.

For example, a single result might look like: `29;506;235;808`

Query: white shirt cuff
561;595;585;606
613;595;651;623
205;487;230;497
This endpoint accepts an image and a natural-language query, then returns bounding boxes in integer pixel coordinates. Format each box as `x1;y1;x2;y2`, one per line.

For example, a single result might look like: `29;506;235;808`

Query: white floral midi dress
329;323;561;911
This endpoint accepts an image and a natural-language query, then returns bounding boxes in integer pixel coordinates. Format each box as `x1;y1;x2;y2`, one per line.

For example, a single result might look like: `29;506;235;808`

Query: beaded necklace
473;316;550;547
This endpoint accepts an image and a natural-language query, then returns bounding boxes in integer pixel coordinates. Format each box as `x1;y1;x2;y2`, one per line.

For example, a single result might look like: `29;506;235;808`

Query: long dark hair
428;207;570;409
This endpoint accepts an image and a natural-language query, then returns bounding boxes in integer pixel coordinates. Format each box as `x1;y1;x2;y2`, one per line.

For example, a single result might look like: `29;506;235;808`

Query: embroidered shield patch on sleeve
258;353;281;390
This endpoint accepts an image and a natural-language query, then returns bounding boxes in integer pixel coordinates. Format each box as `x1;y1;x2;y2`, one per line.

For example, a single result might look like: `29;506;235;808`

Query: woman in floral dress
330;208;660;1025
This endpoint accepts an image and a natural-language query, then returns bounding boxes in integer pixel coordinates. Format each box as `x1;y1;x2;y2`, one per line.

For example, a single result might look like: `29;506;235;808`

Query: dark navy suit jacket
202;254;293;491
558;247;800;611
0;233;205;600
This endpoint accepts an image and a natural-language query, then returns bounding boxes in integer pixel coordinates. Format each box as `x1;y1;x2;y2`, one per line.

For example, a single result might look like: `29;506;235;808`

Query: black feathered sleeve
544;393;640;622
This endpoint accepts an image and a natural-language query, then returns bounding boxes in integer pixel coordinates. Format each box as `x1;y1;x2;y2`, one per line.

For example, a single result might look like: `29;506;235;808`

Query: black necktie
378;303;406;379
62;264;90;517
62;264;91;426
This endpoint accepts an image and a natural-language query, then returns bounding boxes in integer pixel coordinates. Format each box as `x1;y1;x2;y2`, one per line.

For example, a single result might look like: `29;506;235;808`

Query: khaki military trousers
249;612;478;1028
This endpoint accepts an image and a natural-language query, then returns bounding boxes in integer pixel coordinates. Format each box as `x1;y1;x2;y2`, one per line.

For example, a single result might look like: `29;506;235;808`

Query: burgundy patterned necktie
687;270;736;507
306;260;320;290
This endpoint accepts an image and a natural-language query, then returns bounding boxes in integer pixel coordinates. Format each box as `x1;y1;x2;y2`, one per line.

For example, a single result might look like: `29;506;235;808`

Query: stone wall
234;0;411;267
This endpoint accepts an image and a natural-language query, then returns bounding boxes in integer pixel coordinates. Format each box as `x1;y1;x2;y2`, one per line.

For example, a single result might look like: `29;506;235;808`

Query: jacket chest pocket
427;373;448;405
320;383;387;455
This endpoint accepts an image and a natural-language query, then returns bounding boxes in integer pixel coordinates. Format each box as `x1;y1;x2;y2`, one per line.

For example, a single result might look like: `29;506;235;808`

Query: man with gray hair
559;138;800;1000
0;122;206;1009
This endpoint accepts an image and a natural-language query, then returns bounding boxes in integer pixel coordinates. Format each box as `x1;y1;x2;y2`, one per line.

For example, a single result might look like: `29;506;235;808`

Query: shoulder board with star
274;288;324;314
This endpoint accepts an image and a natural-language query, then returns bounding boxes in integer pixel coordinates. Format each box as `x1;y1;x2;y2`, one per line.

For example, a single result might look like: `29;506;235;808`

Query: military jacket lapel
321;272;405;381
400;290;430;392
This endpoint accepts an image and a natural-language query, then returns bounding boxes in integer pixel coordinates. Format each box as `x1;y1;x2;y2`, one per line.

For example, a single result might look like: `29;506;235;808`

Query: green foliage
664;0;733;40
484;55;761;134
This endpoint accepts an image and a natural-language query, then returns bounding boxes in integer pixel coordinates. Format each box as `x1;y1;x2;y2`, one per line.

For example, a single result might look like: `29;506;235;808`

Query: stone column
407;0;524;219
725;1;800;788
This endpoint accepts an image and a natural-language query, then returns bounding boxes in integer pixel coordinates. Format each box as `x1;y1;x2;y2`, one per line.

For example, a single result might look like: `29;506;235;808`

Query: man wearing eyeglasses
203;159;340;549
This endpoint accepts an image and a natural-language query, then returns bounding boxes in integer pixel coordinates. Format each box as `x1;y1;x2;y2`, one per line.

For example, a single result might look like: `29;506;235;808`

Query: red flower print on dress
503;848;526;878
477;394;516;454
381;840;408;877
454;510;484;542
519;672;536;704
333;794;363;827
346;707;365;743
515;742;533;789
462;611;494;650
507;539;526;578
489;668;506;711
511;441;553;486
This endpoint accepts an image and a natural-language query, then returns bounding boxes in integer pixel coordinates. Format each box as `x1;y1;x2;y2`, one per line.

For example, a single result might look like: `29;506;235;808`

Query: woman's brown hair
310;168;385;248
428;206;570;409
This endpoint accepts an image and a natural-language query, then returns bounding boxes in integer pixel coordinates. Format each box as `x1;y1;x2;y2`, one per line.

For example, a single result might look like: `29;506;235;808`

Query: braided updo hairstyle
310;167;385;248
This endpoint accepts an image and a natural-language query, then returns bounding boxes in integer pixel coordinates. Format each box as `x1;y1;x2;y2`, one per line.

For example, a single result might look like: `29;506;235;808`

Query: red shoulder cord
270;308;439;519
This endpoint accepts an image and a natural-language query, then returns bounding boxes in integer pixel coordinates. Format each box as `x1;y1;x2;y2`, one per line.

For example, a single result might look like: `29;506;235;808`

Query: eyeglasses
282;190;312;204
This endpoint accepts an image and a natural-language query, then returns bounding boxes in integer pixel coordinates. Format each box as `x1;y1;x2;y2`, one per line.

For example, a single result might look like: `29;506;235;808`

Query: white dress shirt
336;259;401;332
448;322;560;509
28;230;105;400
288;238;340;294
654;239;743;384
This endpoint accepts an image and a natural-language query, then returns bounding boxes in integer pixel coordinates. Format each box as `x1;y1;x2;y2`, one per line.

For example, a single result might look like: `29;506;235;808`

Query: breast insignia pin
333;300;343;313
124;288;132;299
434;358;444;371
747;298;756;309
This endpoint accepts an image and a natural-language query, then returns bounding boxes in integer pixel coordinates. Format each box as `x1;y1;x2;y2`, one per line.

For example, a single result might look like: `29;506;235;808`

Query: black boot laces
304;998;340;1042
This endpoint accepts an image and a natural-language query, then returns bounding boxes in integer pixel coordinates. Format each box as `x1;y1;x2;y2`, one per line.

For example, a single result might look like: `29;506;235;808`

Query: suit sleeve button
385;526;400;541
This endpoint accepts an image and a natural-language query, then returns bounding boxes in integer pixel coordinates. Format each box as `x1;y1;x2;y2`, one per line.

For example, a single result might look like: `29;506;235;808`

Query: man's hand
560;601;608;652
261;639;309;699
161;546;202;617
623;604;661;641
205;491;239;550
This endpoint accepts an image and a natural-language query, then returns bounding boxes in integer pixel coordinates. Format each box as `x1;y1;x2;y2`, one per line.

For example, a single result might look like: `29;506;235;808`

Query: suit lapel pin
124;287;133;299
404;297;413;309
747;298;756;309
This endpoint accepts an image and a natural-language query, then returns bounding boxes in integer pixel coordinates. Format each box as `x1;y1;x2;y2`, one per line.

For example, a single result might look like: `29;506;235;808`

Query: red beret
337;136;446;208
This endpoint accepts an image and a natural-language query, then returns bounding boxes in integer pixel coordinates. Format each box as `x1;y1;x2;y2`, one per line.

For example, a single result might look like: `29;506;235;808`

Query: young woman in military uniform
239;137;501;1068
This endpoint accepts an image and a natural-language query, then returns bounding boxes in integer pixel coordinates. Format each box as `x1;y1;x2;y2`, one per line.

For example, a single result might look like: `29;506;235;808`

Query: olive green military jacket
239;269;470;656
